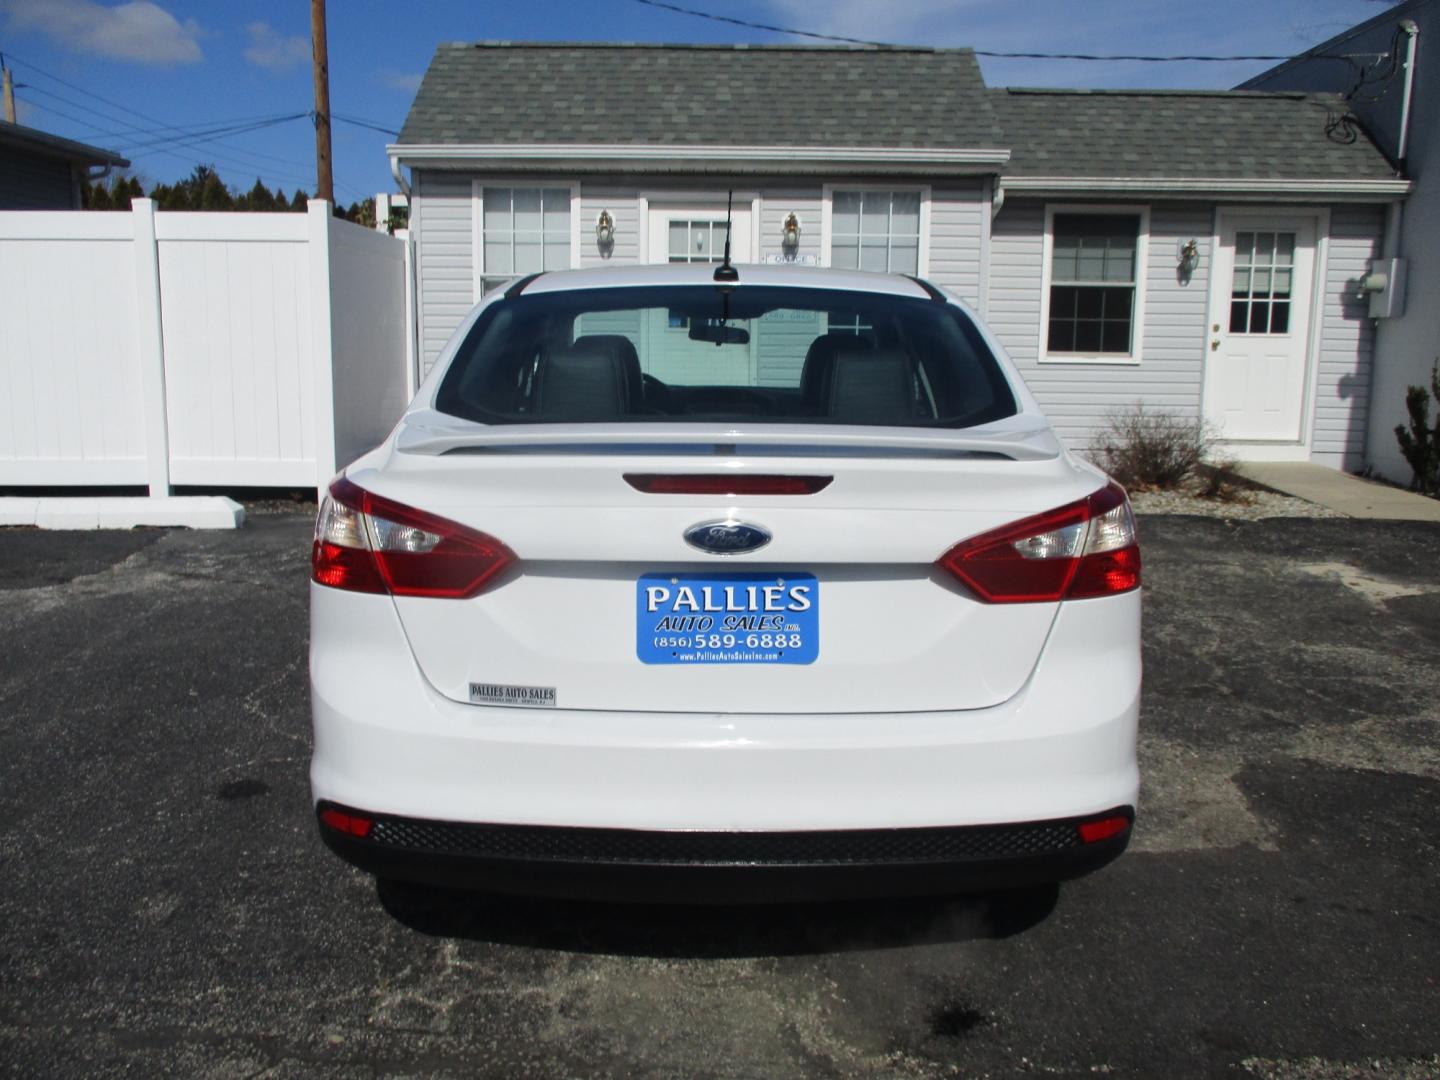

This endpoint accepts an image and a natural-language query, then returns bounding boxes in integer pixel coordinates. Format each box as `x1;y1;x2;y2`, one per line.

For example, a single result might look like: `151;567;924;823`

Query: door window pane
666;219;728;264
1229;230;1297;336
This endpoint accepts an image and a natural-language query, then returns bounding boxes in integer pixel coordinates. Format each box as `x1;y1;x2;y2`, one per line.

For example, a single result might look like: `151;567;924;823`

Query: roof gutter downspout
389;153;411;198
991;179;1005;220
1395;20;1419;168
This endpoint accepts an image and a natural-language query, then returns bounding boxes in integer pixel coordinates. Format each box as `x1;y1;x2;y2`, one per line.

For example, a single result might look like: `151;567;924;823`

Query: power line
8;55;322;170
18;83;291;141
630;0;1300;61
20;84;307;153
127;115;310;156
3;50;365;196
18;96;323;188
333;113;399;137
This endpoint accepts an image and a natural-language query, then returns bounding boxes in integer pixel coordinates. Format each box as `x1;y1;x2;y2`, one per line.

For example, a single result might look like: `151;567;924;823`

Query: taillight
311;477;516;599
938;482;1140;603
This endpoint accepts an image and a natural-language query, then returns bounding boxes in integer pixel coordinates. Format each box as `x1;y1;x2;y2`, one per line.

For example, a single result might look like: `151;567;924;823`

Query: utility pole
3;60;16;124
310;0;333;203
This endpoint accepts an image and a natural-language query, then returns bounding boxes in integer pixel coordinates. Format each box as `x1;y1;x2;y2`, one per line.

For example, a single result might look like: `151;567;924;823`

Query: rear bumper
310;583;1141;897
317;803;1133;902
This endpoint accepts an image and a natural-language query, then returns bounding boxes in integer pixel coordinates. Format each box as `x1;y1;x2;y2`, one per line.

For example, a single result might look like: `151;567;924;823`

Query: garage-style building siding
392;42;1410;473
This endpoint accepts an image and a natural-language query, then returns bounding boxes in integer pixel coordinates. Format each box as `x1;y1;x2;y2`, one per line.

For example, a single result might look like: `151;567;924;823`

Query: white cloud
765;0;990;46
379;70;423;93
1;0;203;65
243;21;309;72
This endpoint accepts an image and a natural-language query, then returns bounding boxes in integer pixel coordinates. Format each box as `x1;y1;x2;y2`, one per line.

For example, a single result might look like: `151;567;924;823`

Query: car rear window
434;285;1017;428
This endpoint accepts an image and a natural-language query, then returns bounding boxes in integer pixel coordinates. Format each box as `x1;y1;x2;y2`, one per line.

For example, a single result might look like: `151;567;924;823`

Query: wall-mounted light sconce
781;211;801;258
1178;239;1199;274
595;209;615;257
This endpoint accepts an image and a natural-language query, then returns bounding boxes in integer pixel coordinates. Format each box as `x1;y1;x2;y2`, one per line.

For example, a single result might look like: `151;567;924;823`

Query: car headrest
573;335;643;406
827;348;915;424
537;338;637;419
801;331;874;411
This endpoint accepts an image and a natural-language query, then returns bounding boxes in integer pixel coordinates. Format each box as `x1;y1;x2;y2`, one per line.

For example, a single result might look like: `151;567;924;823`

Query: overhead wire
333;113;400;137
629;0;1305;61
17;82;300;146
4;50;370;199
630;0;1410;162
17;96;326;190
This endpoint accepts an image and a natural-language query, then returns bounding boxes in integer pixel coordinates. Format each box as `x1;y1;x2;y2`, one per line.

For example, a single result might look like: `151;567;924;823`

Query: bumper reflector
319;807;374;838
1077;815;1130;844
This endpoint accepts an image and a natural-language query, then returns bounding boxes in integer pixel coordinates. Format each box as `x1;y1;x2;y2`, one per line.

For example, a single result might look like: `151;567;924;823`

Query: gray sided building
1242;0;1434;483
391;42;1411;472
0;122;128;210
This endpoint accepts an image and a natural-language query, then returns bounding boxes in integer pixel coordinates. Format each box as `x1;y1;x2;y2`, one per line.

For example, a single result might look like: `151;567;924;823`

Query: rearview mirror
688;320;750;346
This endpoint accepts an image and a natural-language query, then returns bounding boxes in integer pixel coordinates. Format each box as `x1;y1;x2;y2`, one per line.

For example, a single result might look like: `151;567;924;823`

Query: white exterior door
646;202;752;265
641;202;756;386
1203;213;1318;442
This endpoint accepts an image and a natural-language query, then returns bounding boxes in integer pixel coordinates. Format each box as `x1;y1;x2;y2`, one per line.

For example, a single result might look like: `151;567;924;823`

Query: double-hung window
478;186;573;296
829;190;923;275
1044;211;1144;359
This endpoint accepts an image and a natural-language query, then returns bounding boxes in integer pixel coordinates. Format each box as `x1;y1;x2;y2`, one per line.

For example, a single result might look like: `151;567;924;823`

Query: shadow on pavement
375;878;1059;958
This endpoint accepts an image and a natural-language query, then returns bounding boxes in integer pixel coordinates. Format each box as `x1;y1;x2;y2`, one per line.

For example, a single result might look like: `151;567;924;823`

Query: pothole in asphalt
217;778;271;800
928;1000;990;1039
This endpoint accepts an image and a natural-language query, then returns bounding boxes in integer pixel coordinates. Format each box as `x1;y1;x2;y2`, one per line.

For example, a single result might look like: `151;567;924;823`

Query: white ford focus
310;262;1140;902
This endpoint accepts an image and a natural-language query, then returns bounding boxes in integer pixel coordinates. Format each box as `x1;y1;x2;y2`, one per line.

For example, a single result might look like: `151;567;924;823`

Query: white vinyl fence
0;199;411;494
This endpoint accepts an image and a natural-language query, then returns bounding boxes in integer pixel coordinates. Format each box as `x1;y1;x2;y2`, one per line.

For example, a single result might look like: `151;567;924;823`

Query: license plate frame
636;572;819;665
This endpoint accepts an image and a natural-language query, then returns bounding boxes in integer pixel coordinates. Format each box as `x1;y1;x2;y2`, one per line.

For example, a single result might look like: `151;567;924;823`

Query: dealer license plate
636;572;819;665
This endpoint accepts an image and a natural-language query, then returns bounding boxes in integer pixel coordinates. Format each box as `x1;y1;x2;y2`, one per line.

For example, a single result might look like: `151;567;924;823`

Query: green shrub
1394;362;1440;496
1093;404;1210;491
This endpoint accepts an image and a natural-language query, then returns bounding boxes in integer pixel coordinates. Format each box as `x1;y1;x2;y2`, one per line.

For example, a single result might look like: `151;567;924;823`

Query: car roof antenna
713;190;739;285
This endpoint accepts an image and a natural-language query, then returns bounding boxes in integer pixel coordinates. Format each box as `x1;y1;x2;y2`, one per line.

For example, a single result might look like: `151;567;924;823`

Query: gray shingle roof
398;43;1005;148
397;43;1398;183
993;88;1397;180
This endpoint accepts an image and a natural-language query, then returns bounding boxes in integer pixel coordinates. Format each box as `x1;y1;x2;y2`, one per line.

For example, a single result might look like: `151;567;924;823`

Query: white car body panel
351;445;1100;713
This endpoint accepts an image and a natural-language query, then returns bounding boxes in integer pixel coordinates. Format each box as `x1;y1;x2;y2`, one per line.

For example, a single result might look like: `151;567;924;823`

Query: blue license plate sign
636;572;819;665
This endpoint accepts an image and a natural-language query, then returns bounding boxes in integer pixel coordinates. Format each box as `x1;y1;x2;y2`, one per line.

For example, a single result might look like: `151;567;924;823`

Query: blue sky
0;0;1395;204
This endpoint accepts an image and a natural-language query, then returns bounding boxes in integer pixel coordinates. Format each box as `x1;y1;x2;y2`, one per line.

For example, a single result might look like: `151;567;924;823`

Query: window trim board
1037;202;1150;366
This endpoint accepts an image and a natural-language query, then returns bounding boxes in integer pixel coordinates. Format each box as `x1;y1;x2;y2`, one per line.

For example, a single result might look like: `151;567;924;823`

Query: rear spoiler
394;413;1064;463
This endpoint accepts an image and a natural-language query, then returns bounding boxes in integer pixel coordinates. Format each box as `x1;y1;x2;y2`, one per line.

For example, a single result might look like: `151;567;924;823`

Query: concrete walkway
1237;462;1440;521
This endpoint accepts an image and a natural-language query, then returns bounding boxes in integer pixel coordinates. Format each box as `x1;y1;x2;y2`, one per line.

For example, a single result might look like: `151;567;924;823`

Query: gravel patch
1128;477;1345;520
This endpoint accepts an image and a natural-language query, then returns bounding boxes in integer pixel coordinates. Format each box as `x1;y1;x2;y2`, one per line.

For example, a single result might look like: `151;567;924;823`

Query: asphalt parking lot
2;511;1439;1078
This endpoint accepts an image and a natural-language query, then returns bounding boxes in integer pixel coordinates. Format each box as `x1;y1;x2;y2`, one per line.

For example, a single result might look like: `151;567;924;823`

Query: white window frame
820;184;931;276
1038;203;1150;366
471;179;581;302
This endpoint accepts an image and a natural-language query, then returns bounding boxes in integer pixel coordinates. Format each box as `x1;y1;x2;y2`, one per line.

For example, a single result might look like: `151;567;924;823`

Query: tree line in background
82;165;382;227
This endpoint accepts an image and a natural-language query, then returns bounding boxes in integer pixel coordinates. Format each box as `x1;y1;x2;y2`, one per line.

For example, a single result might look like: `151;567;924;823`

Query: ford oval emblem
683;519;772;555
